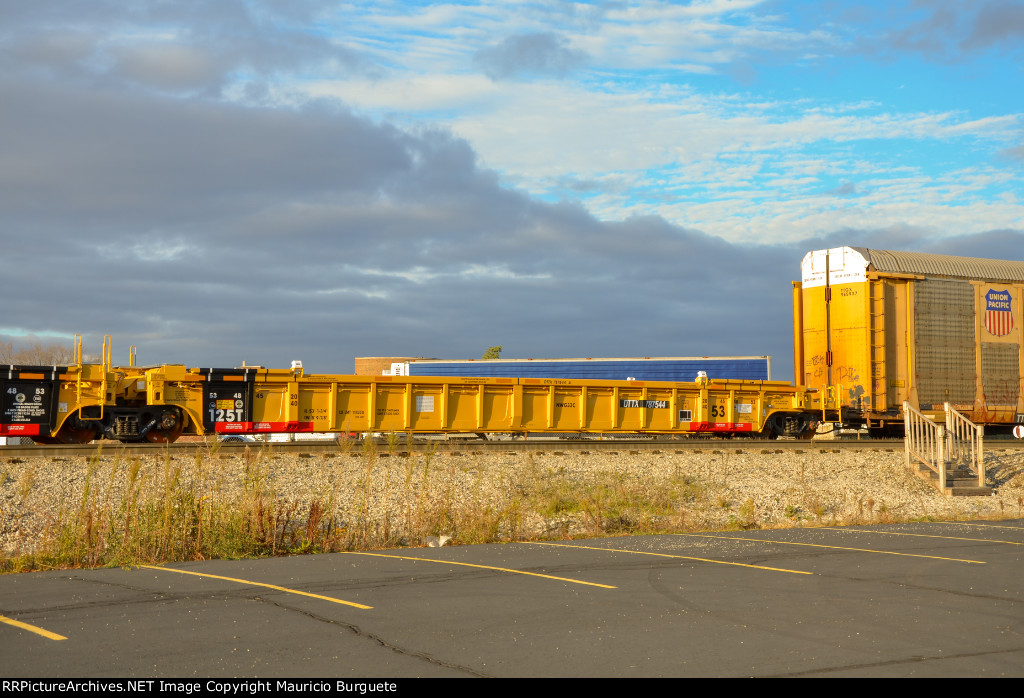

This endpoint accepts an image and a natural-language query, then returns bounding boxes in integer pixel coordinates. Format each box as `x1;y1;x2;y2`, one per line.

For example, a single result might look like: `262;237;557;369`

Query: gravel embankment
3;444;1024;556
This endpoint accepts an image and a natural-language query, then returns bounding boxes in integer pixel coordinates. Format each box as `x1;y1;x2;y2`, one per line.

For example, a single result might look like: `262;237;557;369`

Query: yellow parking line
824;526;1024;546
524;541;813;575
936;521;1024;533
671;533;986;564
139;565;372;609
344;552;616;588
0;614;66;641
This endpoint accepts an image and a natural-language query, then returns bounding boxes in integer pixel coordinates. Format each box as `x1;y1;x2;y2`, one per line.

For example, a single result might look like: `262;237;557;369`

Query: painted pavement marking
524;541;813;575
0;614;66;641
139;565;373;609
823;526;1024;547
670;533;986;564
342;552;616;588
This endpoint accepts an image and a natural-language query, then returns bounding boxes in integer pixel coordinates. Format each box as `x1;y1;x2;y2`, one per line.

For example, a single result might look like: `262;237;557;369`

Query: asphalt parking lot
2;520;1023;677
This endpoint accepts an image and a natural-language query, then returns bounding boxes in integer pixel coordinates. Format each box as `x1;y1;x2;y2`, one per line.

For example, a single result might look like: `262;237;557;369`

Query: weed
2;446;1008;573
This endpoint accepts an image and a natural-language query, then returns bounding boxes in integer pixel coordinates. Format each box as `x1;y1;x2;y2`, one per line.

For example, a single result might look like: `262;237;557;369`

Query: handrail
903;400;945;491
944;402;985;488
904;401;987;493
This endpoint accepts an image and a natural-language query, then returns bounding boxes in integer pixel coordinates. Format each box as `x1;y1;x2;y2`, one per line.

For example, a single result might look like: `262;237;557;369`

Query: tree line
0;340;79;365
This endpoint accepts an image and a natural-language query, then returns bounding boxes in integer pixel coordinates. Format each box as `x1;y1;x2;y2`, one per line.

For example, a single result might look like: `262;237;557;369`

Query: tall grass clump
1;444;349;572
522;461;706;537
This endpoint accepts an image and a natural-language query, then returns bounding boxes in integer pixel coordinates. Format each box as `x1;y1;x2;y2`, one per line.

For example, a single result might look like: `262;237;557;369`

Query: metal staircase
903;401;990;496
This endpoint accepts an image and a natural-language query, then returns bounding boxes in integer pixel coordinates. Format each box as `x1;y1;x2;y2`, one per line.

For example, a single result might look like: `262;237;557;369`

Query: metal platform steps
904;401;991;496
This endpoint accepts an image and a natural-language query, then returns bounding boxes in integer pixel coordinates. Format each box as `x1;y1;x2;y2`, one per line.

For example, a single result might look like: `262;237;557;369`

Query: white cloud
1;0;1022;372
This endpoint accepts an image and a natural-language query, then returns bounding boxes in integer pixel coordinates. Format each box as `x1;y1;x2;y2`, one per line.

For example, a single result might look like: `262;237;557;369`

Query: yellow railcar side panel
732;391;757;428
481;387;513;431
335;384;371;431
446;385;481;431
297;385;333;431
135;370;812;438
801;281;872;407
829;282;870;406
799;284;828;391
615;387;645;430
584;387;614;430
646;389;675;431
409;386;444;431
254;385;288;426
374;385;408;431
551;388;581;430
520;386;551;430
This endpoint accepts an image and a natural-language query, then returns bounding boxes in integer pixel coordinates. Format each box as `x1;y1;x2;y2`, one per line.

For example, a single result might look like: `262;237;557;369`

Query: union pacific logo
985;289;1014;337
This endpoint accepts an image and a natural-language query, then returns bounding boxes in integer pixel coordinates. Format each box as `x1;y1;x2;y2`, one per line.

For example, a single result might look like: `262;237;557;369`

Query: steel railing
903;401;986;492
904;400;946;491
944;402;985;488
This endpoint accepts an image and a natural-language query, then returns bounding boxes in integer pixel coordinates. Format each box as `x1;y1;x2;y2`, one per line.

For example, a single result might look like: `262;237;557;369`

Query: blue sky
264;0;1022;242
1;1;1022;375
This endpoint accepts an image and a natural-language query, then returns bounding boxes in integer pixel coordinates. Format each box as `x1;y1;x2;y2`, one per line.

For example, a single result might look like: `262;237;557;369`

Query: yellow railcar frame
142;366;815;439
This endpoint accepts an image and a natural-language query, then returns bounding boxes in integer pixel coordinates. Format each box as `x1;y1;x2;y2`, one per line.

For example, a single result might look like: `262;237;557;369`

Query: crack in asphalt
262;597;491;677
1;575;180;614
766;645;1024;677
812;572;1024;605
6;574;491;677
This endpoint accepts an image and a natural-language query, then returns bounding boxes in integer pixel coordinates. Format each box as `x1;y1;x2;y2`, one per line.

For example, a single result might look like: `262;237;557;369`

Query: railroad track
6;435;1024;459
0;436;990;459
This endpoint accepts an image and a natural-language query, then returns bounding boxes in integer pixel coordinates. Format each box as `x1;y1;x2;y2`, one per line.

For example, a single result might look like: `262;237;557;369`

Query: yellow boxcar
795;246;1024;432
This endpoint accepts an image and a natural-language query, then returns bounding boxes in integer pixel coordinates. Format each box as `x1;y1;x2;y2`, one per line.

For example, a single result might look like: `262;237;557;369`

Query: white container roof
802;246;1024;287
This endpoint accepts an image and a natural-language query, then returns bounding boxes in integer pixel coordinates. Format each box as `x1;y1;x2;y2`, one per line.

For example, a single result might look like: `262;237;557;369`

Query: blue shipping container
401;357;770;382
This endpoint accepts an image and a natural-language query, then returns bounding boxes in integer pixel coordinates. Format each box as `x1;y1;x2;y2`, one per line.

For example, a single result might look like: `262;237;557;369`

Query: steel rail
0;436;944;459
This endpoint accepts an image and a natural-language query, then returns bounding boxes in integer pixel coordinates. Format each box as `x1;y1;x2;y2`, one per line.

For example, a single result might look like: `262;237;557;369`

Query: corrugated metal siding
406;358;770;381
915;279;977;406
861;248;1024;282
982;343;1020;405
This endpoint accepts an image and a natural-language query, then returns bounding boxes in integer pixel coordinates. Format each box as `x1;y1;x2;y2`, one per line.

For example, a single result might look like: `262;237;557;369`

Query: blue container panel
406;359;768;381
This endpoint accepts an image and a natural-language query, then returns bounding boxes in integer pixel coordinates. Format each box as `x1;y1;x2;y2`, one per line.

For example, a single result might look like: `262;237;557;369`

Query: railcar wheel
55;424;97;444
144;408;185;444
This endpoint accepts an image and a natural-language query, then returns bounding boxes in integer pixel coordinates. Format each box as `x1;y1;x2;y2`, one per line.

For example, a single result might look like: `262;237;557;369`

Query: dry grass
2;443;1020;573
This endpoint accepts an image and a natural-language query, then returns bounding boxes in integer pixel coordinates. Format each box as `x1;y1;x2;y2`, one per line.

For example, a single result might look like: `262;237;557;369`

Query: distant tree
0;340;80;365
482;345;503;359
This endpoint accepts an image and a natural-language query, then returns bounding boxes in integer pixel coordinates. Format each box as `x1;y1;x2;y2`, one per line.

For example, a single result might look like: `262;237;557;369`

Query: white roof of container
802;246;1024;288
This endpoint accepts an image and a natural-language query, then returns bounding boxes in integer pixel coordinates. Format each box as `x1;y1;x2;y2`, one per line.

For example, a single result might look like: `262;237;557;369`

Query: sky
1;0;1022;379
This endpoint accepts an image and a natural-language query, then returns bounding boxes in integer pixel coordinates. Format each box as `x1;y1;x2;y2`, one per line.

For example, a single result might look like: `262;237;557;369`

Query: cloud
824;181;859;196
963;1;1024;51
1;1;1021;380
0;71;812;375
110;44;223;92
999;139;1024;161
474;32;588;80
0;1;372;96
876;0;1024;60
